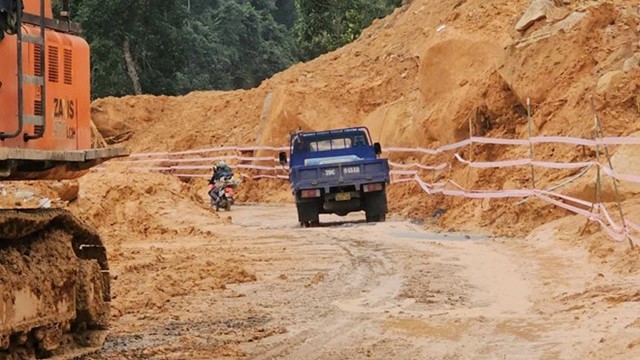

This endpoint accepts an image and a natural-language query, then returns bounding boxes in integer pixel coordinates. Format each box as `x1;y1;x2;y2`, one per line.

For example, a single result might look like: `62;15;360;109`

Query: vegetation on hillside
53;0;401;98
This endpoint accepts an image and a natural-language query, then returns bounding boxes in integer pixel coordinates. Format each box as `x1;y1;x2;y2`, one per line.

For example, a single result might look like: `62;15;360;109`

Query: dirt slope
91;0;640;239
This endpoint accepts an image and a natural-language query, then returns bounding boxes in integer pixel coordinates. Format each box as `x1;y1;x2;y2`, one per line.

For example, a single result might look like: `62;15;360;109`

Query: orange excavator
1;0;127;358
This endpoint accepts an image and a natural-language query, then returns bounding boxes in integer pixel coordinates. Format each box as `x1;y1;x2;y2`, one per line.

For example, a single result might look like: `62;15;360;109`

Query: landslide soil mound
67;168;259;321
92;0;640;239
70;168;222;240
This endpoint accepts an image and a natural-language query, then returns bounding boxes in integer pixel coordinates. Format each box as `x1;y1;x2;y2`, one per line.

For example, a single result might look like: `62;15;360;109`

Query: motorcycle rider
210;160;233;182
208;161;234;204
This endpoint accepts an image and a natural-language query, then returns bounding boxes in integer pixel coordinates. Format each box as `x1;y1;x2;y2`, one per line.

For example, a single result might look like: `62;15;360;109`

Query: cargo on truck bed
279;127;390;227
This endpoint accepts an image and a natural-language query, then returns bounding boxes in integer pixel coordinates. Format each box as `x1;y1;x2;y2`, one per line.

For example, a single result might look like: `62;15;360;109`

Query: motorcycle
208;175;240;211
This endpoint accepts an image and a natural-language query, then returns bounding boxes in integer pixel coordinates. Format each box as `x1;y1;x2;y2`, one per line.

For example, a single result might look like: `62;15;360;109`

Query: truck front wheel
364;188;387;223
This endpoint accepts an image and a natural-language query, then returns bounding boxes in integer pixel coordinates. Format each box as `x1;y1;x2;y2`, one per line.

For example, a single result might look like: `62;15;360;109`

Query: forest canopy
52;0;401;98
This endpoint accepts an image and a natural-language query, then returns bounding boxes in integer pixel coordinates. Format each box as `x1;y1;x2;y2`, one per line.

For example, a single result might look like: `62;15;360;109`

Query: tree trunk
123;38;142;95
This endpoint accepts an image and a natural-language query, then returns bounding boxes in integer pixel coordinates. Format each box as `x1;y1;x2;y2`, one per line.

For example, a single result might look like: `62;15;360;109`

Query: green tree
74;0;188;98
274;0;296;28
177;0;297;92
54;0;298;97
50;0;398;97
294;0;400;60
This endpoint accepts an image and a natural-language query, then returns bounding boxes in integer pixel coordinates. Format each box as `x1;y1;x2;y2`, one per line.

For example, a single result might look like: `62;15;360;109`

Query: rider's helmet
217;160;227;169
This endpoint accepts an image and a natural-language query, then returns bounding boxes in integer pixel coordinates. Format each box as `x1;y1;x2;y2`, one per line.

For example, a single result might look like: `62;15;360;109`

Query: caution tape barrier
117;134;639;244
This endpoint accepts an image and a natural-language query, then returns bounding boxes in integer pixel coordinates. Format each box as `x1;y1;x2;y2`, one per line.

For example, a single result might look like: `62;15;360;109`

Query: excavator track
0;208;110;360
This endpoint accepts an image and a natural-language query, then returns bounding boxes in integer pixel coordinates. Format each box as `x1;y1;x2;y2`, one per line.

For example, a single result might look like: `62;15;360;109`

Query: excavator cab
1;1;127;358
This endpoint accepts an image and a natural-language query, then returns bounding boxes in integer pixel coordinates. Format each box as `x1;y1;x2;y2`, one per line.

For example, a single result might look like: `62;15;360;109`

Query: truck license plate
336;193;351;201
343;166;360;174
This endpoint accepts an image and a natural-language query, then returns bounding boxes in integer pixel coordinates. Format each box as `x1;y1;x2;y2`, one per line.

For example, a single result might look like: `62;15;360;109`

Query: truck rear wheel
366;213;386;222
296;201;320;227
364;188;387;223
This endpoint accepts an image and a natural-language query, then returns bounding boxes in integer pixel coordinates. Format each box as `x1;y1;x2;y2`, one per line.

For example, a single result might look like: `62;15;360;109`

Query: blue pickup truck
279;127;390;227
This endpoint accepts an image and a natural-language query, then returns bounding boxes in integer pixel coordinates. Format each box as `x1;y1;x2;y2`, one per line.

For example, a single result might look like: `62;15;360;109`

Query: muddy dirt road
88;205;640;360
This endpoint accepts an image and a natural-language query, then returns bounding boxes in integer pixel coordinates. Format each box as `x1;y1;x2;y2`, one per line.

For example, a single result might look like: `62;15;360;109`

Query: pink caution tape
599;222;627;242
390;177;415;184
598;204;624;233
127;134;640;159
130;145;288;158
470;137;529;146
529;136;595;147
626;220;640;233
600;165;640;184
122;135;640;245
130;146;239;158
237;164;284;171
397;174;629;242
385;139;471;155
530;193;594;218
171;173;210;178
454;153;595;170
536;189;593;208
454;154;530;168
389;161;449;170
241;174;289;180
132;164;288;172
152;172;288;180
390;170;419;176
414;176;434;195
122;155;279;164
532;160;595;170
600;137;640;146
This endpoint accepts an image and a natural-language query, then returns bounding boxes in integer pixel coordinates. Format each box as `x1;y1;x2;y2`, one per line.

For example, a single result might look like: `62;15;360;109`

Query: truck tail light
301;189;321;198
363;183;383;193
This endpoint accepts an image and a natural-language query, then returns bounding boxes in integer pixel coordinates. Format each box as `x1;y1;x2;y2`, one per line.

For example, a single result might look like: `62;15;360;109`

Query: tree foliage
293;0;401;61
51;0;400;98
176;0;297;92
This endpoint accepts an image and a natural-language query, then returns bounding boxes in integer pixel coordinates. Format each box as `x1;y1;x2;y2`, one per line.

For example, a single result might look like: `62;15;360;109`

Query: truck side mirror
373;143;382;155
279;152;288;165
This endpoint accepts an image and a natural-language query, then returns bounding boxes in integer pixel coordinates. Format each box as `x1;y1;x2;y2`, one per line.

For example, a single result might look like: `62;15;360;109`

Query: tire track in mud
240;213;478;359
249;230;411;360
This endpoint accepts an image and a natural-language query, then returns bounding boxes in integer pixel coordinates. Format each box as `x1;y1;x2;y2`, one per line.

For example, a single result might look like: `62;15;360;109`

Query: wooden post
580;107;601;237
465;114;474;189
527;98;537;189
589;96;634;249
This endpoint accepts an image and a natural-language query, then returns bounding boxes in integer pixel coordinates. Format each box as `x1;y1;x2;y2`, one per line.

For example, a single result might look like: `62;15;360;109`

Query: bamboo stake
465;115;474;189
589;96;634;249
580;105;601;237
527;98;537;189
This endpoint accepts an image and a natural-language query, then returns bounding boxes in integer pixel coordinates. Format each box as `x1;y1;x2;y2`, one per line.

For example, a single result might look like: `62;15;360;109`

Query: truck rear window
292;132;369;153
309;138;352;152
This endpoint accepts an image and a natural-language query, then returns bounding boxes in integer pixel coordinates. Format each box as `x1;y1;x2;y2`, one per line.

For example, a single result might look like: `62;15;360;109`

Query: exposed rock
623;54;640;73
48;181;80;202
515;12;586;48
13;190;35;201
596;70;625;94
516;0;555;32
599;44;633;72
